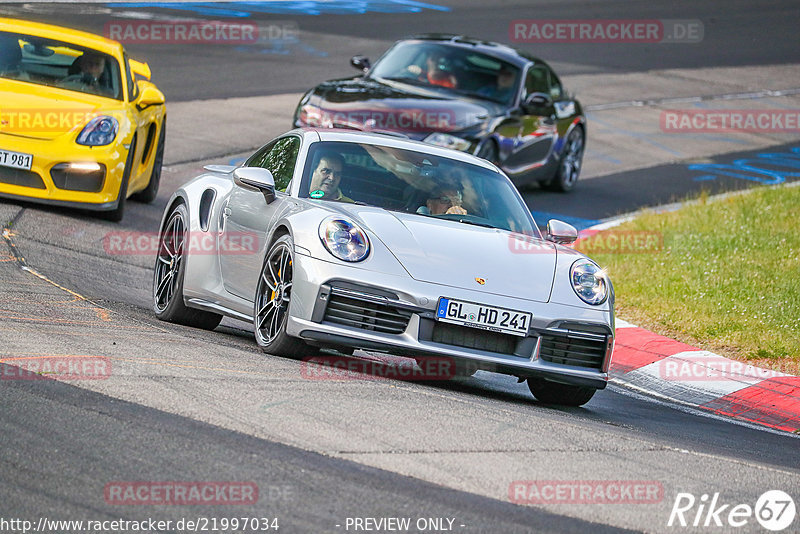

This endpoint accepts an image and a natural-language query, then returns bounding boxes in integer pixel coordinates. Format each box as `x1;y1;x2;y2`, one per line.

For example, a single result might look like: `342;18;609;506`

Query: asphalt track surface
1;2;800;533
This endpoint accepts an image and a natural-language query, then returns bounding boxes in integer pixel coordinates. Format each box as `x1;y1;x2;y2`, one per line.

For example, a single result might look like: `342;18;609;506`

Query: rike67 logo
668;490;796;531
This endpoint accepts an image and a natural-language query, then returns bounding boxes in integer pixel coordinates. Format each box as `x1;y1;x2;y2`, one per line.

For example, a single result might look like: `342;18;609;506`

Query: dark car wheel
132;120;165;204
542;126;584;192
476;140;500;166
99;134;135;222
527;378;596;406
254;234;317;358
153;202;223;330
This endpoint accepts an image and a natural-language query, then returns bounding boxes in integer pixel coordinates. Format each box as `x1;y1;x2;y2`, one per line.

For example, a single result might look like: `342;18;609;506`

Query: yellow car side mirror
137;81;165;109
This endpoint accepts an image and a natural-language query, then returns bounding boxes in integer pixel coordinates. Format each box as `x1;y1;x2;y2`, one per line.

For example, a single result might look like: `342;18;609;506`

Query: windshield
370;42;521;105
0;31;123;100
301;141;538;236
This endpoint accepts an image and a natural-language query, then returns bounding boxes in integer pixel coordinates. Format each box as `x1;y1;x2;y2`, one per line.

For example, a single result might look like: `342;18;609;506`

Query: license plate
0;148;33;171
436;297;531;337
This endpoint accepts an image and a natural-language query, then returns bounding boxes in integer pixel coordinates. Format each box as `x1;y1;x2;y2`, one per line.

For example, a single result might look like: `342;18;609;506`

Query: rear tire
254;234;317;358
153;202;222;330
132;120;165;204
527;379;596;407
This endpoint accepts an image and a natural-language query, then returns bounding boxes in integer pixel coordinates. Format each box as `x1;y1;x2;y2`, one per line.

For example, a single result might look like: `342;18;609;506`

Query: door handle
219;203;231;234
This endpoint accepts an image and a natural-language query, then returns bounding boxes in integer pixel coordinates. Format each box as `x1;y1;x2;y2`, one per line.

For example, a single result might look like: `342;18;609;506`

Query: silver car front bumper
287;252;613;389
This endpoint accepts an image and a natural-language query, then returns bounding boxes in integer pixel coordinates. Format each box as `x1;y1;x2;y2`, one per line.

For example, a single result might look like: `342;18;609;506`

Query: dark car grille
431;322;517;355
539;330;608;370
0;167;46;189
323;294;412;334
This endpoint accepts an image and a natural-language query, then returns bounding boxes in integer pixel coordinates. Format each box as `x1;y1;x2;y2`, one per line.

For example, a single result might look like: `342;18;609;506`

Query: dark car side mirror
350;55;371;73
522;92;553;112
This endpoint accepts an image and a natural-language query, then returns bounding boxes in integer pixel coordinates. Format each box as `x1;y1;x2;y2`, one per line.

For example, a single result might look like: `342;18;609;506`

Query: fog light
50;162;106;192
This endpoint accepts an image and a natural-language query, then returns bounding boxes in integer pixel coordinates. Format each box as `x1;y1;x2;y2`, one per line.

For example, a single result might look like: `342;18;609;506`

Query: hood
0;80;124;140
299;77;502;137
331;204;556;303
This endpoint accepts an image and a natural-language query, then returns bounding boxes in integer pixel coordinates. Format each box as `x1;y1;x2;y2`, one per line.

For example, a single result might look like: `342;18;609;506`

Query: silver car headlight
570;259;608;305
76;115;119;146
318;216;370;262
424;132;471;151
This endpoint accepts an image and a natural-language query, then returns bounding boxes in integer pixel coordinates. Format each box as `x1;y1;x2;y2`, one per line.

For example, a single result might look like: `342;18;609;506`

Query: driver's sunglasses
319;167;342;178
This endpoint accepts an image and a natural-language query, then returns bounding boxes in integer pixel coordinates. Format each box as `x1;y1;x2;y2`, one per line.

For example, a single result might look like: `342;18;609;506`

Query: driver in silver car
308;151;353;202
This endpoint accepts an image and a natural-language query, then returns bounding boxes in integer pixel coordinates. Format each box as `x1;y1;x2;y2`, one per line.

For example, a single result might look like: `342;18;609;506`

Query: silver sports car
153;128;614;406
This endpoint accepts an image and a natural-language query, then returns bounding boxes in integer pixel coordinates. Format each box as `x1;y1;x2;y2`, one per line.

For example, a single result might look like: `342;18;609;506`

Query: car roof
296;127;500;172
0;17;122;56
399;33;544;69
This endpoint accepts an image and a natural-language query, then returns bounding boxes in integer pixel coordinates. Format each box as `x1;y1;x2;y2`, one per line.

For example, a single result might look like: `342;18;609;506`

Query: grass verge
580;185;800;372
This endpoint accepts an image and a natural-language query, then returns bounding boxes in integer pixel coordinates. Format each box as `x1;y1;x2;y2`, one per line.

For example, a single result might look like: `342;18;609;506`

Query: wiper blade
454;218;496;229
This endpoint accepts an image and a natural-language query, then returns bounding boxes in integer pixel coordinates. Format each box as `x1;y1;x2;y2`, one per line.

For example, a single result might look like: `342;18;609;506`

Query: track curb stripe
577;215;800;433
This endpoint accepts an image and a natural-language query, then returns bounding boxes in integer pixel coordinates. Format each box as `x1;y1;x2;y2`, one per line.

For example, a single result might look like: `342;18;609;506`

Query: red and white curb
574;213;799;434
610;320;800;433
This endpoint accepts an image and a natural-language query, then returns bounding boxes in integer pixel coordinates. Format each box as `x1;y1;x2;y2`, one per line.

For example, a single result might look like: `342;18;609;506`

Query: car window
369;41;521;105
0;30;123;100
548;68;563;100
245;136;300;192
124;53;138;101
300;141;538;236
523;66;550;97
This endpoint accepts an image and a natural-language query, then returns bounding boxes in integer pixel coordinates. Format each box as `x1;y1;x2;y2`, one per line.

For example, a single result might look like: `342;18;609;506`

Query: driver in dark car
408;50;458;89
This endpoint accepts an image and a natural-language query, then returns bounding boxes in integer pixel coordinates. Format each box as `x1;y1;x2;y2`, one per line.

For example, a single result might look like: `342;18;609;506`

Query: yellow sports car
0;18;165;221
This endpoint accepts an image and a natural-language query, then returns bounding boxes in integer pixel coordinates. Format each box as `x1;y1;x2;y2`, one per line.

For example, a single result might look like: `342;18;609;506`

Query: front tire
99;134;135;222
527;378;596;407
153;202;222;330
543;126;584;192
132;120;165;204
254;234;316;358
476;139;499;166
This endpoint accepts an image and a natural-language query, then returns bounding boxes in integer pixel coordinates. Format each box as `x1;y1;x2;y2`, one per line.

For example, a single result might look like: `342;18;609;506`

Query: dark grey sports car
293;34;586;192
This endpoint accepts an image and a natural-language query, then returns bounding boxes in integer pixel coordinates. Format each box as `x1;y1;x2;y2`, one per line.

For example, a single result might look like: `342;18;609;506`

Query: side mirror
350;55;371;73
129;59;151;81
136;81;165;109
233;167;276;203
546;219;577;245
523;92;553;112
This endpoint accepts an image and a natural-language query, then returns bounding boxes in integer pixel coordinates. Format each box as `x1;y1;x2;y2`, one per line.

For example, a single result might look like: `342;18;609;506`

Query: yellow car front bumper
0;132;130;211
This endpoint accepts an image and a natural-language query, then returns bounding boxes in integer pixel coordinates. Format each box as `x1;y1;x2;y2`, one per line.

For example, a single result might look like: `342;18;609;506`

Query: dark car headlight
318;216;370;262
423;132;471;151
570;259;609;305
76;115;119;146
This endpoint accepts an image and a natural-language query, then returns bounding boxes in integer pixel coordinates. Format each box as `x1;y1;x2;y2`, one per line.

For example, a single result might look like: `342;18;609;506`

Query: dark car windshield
0;31;123;100
370;42;521;105
301;140;538;236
